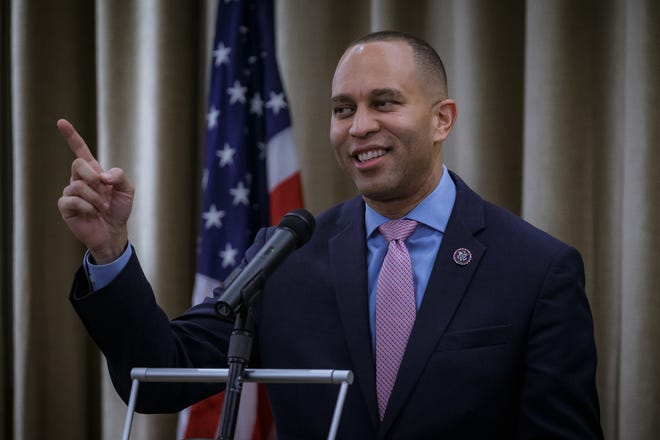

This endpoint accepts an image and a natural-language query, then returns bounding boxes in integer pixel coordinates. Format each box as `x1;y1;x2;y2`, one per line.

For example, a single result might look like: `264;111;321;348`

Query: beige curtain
2;0;658;439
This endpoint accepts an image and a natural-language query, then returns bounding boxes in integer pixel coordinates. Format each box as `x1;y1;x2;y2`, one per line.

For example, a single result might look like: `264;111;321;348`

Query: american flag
178;0;303;438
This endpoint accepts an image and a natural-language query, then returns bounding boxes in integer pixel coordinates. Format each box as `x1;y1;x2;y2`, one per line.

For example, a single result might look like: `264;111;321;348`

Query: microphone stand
213;209;315;439
216;300;256;440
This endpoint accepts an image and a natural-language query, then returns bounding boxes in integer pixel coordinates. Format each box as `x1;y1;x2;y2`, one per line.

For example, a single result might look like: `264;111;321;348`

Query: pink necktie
375;219;418;420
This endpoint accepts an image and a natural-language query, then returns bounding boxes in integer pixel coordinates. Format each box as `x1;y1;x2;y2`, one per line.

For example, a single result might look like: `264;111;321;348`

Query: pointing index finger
57;119;103;172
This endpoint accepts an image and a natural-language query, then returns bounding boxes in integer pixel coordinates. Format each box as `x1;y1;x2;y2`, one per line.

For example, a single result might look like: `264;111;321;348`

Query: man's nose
349;107;379;138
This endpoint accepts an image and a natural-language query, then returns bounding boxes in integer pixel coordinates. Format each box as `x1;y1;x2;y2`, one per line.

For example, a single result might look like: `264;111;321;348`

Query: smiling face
330;39;457;218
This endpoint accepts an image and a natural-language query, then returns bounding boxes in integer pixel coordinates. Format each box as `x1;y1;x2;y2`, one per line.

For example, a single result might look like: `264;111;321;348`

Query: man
59;31;603;438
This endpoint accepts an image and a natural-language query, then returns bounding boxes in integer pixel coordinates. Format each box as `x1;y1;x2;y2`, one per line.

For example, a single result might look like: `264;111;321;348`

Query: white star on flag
265;91;287;115
213;41;231;66
216;143;236;167
207;106;220;130
227;80;247;104
202;204;226;229
229;181;250;206
219;242;239;268
250;93;263;116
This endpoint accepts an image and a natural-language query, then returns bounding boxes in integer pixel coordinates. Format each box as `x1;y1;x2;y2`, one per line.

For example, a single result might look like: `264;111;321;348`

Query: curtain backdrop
2;0;658;439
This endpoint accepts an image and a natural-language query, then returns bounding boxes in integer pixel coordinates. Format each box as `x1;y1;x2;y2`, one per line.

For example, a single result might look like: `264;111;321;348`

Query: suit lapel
379;172;487;434
329;197;380;429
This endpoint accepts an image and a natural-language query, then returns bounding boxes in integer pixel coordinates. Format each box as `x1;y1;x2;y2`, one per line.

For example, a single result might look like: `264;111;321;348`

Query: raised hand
57;119;135;264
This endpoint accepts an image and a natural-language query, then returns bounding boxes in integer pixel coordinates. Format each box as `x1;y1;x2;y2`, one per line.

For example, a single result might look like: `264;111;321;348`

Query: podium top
130;367;354;385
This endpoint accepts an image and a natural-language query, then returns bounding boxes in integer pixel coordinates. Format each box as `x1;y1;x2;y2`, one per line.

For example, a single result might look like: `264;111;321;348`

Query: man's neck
364;167;444;219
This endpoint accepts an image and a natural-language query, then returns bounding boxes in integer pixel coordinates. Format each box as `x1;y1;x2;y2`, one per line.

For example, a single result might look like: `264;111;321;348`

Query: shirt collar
365;164;456;237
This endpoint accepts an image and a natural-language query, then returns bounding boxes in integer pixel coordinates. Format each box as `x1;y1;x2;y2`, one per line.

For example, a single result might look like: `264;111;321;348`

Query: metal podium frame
122;367;354;440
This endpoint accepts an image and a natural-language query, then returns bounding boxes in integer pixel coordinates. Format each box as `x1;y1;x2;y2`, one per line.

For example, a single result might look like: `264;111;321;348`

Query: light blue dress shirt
365;164;456;344
85;246;132;290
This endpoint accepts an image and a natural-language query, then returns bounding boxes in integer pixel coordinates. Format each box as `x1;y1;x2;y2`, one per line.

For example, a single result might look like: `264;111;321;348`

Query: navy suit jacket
71;171;602;439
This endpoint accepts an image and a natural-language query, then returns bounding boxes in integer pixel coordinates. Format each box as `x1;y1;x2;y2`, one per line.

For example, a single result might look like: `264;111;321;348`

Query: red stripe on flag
183;393;223;438
269;172;304;225
252;385;275;440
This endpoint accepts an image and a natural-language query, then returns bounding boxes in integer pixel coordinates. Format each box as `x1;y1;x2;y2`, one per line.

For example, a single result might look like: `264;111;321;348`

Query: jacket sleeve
517;246;603;439
69;247;236;413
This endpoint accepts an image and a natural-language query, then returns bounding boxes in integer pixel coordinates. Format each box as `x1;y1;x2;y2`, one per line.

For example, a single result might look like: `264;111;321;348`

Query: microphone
214;208;315;319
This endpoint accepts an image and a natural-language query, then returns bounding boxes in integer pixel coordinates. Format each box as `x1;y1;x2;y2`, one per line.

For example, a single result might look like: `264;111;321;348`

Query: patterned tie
375;219;418;420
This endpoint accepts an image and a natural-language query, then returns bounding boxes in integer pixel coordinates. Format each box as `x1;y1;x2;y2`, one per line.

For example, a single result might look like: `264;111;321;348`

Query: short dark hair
348;30;449;96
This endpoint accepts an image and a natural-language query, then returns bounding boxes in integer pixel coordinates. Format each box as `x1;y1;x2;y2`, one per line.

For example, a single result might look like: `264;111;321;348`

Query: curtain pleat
10;1;98;439
618;1;660;437
442;0;525;213
1;1;12;438
94;1;201;438
2;0;658;439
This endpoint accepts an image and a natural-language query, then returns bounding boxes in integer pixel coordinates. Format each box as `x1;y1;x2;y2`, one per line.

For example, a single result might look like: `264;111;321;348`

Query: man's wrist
89;239;129;265
85;243;133;291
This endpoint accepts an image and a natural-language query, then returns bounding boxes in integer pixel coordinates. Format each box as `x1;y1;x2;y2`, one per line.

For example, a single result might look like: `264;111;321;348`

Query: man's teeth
357;150;386;163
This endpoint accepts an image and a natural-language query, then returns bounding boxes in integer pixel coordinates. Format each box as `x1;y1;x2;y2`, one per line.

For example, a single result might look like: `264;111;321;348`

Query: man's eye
374;100;395;110
333;107;354;118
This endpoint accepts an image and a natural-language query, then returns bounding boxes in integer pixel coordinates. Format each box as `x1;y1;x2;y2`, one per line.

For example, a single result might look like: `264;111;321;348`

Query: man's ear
432;99;458;143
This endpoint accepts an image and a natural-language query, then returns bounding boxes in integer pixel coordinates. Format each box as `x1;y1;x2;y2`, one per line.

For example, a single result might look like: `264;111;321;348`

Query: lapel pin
453;248;472;266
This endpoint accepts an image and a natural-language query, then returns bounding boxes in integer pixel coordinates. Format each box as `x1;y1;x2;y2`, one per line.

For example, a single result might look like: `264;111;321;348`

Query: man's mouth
355;149;387;163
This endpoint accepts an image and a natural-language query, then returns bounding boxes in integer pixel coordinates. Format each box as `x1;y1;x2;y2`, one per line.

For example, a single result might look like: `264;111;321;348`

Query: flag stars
266;91;287;115
207;106;220;129
230;181;250;206
250;93;264;116
227;80;248;104
196;7;299;292
219;242;239;268
202;204;226;229
216;143;236;167
213;41;231;67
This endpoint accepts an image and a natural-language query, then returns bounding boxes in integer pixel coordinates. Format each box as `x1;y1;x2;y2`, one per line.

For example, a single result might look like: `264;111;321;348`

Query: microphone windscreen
278;209;315;248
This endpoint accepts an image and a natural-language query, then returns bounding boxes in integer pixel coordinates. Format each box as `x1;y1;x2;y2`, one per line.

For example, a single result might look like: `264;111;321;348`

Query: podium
122;367;354;440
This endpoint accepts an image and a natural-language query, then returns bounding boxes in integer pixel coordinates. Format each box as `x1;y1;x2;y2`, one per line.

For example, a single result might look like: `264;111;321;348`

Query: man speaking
58;31;603;438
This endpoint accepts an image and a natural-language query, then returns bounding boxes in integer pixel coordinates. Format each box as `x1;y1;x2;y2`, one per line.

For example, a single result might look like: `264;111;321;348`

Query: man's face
330;40;450;215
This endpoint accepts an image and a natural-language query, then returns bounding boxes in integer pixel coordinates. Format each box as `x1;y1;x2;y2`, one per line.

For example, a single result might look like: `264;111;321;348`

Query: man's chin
359;187;401;204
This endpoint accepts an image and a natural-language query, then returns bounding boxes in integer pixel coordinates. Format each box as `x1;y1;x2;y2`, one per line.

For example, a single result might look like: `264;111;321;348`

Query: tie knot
378;219;418;242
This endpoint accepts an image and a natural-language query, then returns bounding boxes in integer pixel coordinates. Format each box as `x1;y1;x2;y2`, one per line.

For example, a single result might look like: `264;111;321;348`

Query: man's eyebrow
370;88;405;100
331;89;405;104
331;94;352;104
